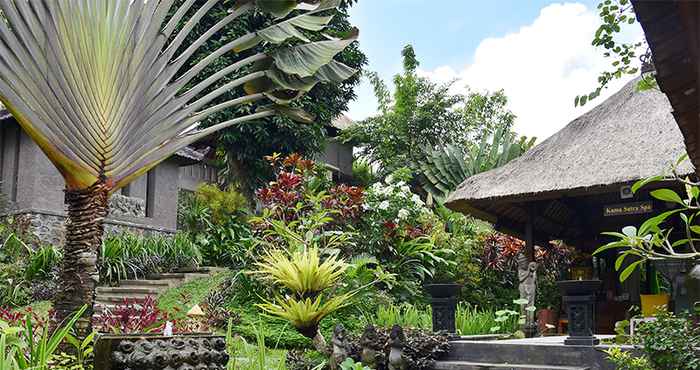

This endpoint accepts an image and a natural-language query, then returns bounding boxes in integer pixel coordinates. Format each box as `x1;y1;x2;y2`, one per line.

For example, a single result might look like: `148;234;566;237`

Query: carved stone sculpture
330;324;350;370
517;253;537;336
359;325;381;368
94;334;228;370
388;325;407;370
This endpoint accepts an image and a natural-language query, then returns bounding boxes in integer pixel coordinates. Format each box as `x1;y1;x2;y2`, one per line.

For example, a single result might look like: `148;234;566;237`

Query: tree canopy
343;44;516;175
174;0;367;194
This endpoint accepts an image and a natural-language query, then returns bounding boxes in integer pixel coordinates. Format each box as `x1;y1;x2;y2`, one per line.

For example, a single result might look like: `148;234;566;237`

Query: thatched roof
330;114;354;130
445;77;693;242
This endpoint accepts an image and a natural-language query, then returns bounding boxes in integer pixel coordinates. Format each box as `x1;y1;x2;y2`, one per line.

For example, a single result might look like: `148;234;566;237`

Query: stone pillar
562;294;598;345
429;297;457;333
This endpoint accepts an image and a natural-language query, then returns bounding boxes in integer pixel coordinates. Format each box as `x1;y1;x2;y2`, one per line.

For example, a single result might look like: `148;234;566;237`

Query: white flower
398;209;410;220
378;200;390;210
396;181;406;187
362;203;370;211
385;175;394;184
412;194;424;206
400;185;410;194
371;183;383;192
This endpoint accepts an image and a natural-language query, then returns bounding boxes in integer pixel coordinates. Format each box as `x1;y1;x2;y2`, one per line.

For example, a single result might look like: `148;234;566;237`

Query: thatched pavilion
445;77;693;332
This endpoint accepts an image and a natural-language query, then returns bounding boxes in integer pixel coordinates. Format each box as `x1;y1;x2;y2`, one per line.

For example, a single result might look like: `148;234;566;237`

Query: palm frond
416;131;536;201
0;0;358;192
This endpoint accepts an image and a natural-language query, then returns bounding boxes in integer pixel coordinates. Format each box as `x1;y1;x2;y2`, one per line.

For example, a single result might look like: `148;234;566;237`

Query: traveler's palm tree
0;0;358;328
417;127;536;202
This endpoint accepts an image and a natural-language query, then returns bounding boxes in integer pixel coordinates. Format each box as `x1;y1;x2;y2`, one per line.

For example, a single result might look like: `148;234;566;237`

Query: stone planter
94;333;229;370
424;283;461;333
687;263;700;315
557;280;601;346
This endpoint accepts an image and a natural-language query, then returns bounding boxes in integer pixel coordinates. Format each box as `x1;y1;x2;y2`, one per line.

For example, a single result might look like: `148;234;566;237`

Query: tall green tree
174;0;366;194
343;45;515;175
0;0;358;329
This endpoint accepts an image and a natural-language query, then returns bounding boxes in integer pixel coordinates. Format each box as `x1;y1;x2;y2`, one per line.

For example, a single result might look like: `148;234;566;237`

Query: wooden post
525;205;535;262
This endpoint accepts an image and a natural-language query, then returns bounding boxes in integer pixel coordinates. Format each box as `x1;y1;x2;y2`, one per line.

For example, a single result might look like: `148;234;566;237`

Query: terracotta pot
537;308;558;334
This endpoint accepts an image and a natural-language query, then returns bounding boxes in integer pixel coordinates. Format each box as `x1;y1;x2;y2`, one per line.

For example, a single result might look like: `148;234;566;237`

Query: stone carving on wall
96;335;228;370
109;194;146;218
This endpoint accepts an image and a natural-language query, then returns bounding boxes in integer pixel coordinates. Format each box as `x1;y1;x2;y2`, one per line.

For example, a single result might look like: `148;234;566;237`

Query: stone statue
388;325;407;370
517;252;537;336
359;325;381;368
329;324;350;370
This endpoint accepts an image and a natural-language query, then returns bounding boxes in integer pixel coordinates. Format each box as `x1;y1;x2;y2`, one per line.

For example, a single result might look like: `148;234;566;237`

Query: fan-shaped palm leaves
0;0;358;327
417;127;536;201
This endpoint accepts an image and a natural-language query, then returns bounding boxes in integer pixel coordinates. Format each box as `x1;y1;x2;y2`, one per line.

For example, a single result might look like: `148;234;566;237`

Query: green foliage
1;306;87;370
417;126;536;201
636;311;700;370
174;0;367;194
340;358;371;370
456;303;518;336
351;158;376;187
577;0;652;106
179;184;255;268
49;331;95;370
596;156;700;280
604;347;652;370
0;222;41;307
25;246;62;282
369;303;432;330
226;319;287;370
100;233;202;284
343;45;516;175
251;215;354;337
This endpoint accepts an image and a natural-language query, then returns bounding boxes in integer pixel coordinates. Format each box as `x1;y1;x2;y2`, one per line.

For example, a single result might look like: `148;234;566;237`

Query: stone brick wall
11;209;173;247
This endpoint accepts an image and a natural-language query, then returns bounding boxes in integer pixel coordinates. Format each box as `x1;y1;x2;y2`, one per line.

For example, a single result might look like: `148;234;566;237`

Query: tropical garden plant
343;44;517;175
417;126;536;201
0;0;359;328
595;156;700;281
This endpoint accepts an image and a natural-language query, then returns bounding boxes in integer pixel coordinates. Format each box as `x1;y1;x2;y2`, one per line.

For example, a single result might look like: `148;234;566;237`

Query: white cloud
415;3;643;140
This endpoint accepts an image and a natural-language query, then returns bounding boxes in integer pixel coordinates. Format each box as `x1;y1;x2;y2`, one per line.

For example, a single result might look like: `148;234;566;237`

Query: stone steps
436;337;622;370
434;361;589;370
93;268;223;318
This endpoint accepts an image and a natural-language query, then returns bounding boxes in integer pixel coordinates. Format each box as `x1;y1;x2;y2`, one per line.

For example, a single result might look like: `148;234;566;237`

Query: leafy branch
595;155;700;281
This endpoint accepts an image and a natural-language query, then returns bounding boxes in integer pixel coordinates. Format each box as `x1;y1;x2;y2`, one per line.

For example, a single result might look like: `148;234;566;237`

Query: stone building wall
12;208;174;247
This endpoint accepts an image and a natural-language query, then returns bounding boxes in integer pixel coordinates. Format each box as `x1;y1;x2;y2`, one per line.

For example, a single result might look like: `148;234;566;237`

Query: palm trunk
53;181;109;335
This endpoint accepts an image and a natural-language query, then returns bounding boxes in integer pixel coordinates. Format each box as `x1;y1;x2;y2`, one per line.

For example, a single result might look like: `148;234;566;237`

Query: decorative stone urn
94;334;229;370
424;283;461;333
557;280;601;346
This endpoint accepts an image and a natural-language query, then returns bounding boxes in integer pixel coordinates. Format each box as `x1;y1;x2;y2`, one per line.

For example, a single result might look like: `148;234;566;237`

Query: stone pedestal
429;297;457;333
424;283;461;333
558;280;601;346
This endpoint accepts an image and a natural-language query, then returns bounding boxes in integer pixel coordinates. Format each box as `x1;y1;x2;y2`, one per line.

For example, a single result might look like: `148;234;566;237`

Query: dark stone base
564;336;600;346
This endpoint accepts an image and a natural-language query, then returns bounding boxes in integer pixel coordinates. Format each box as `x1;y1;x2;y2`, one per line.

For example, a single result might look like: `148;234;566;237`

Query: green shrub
25;245;62;281
100;232;202;284
456;303;518;335
178;184;253;268
637;311;700;370
369;303;431;330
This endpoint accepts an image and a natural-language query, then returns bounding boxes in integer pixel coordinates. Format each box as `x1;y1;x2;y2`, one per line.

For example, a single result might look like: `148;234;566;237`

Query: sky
346;0;645;141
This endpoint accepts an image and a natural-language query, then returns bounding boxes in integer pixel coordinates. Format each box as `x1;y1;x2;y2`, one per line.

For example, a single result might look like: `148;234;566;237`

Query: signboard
603;201;653;217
